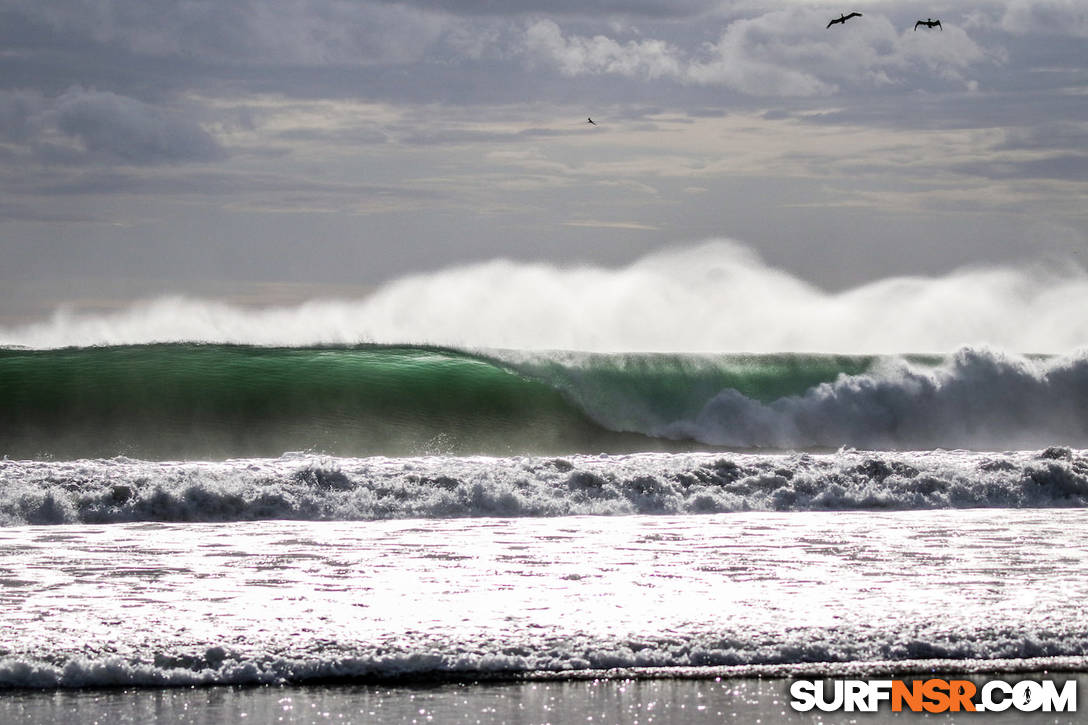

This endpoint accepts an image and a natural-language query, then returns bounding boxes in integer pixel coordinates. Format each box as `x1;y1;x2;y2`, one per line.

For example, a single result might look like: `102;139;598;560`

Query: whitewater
2;241;1088;723
4;240;1088;352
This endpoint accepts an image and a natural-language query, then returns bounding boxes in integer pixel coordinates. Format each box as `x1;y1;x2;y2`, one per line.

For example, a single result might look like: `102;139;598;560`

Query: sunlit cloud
524;8;993;96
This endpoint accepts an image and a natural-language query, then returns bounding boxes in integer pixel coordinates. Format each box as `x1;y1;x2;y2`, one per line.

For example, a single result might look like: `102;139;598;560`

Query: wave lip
3;448;1087;526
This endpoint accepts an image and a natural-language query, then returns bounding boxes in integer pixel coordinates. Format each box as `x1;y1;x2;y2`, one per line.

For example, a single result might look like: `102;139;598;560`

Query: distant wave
3;240;1088;352
3;344;1088;458
3;448;1087;526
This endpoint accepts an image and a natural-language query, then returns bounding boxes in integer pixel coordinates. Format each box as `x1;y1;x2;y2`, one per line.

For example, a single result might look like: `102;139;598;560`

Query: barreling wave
2;343;1088;458
0;343;637;460
3;448;1087;526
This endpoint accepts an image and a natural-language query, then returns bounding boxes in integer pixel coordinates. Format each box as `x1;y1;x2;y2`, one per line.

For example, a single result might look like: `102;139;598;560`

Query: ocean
2;339;1088;722
4;241;1088;723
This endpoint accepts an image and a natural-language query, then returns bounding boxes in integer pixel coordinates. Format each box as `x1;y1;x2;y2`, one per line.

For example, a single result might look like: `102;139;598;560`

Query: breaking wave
3;646;1085;689
2;344;1088;458
3;447;1087;526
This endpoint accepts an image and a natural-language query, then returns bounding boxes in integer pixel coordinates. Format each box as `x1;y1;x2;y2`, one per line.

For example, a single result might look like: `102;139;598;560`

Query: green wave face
0;344;650;459
0;344;875;460
500;351;877;433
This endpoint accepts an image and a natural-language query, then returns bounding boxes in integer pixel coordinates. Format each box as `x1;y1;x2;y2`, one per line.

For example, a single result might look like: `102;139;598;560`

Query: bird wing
847;12;862;19
826;18;836;27
914;21;922;29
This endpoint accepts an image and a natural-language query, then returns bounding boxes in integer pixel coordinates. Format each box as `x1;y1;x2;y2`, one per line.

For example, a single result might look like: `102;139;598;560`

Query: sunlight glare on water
2;509;1087;686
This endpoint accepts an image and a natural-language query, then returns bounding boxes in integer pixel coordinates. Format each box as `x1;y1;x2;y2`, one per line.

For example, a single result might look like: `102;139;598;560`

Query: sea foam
3;509;1088;688
659;348;1088;450
2;448;1086;526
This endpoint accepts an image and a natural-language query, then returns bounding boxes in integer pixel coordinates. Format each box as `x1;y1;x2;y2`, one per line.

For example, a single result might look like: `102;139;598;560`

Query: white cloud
524;9;993;96
685;9;838;96
525;19;682;79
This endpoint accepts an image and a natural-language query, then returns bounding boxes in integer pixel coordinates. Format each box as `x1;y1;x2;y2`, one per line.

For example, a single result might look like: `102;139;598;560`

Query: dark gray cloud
368;0;716;18
954;154;1088;182
52;89;225;164
3;1;458;67
0;0;1071;114
0;89;44;142
0;87;225;165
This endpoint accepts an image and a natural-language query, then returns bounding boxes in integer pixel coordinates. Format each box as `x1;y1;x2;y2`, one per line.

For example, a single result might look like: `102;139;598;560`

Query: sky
1;0;1086;324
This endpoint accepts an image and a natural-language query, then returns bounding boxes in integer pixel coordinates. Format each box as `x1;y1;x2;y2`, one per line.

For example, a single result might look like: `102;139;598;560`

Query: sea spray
3;240;1088;352
662;348;1088;450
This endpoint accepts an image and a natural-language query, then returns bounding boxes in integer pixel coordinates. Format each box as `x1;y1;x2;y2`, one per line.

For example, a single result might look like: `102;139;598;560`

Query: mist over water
3;240;1088;352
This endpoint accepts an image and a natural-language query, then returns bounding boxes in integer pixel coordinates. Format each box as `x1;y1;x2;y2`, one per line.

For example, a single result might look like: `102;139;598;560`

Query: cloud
997;122;1088;152
0;0;1084;297
369;0;716;18
0;1;1060;111
14;167;444;215
12;0;460;67
562;219;659;230
1000;0;1088;37
524;9;993;96
525;19;683;80
51;89;225;164
953;154;1088;182
684;10;838;96
398;126;577;146
0;87;225;166
0;90;46;143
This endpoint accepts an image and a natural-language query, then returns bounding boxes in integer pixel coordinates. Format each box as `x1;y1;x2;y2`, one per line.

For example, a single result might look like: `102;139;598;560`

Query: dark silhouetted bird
827;12;862;28
914;18;942;30
587;117;596;125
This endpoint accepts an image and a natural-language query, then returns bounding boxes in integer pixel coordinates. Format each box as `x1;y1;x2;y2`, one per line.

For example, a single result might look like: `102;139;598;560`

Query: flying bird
914;18;942;30
586;117;597;125
827;12;862;28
